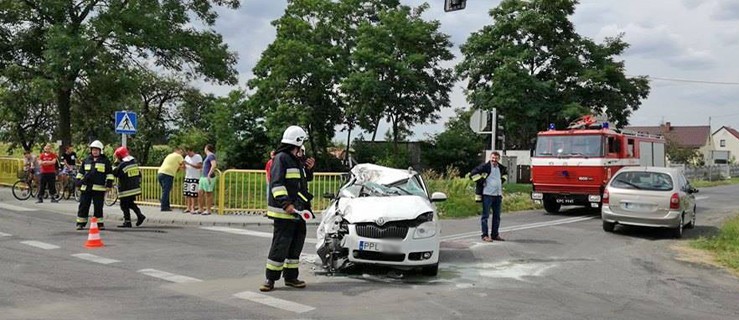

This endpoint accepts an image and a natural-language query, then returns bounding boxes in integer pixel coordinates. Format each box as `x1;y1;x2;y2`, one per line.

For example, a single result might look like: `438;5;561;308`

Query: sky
194;0;739;141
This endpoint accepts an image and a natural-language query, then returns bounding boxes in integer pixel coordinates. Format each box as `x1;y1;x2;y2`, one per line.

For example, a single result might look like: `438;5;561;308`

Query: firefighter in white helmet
260;125;315;292
75;140;114;230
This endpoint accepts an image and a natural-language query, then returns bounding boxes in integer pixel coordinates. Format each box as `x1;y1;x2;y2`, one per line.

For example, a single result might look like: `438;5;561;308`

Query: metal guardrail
137;167;345;214
0;157;23;187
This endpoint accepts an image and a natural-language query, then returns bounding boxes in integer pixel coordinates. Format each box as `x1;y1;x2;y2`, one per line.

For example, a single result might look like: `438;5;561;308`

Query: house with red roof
712;126;739;164
625;122;714;164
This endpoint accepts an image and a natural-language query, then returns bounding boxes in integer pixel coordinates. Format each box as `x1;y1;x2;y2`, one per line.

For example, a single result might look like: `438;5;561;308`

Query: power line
637;76;739;85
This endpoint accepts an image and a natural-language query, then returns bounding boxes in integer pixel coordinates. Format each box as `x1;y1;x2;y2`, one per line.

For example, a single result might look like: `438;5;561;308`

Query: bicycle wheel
105;188;118;206
12;180;32;200
62;183;71;200
52;181;63;201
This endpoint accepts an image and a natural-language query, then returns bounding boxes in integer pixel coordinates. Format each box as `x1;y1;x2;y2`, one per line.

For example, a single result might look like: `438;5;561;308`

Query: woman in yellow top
157;147;184;211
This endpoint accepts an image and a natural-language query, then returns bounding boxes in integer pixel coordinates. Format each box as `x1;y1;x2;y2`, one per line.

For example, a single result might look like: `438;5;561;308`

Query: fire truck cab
530;117;666;213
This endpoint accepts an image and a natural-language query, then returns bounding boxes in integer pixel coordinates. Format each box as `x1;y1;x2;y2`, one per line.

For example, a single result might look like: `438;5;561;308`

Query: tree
456;0;650;149
0;0;239;148
343;3;454;149
665;134;703;165
423;109;487;175
0;77;57;151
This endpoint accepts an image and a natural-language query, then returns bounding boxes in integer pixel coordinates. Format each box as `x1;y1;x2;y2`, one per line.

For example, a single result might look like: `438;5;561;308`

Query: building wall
712;129;739;164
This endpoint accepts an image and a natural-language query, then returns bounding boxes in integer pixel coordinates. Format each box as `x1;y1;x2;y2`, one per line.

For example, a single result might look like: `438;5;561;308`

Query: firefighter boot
284;279;306;289
76;224;85;230
136;215;146;227
98;223;105;230
259;280;275;292
118;221;132;228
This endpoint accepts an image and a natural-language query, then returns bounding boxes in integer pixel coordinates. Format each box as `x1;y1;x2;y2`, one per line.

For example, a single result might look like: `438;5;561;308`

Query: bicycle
57;170;80;201
12;169;38;201
105;186;118;206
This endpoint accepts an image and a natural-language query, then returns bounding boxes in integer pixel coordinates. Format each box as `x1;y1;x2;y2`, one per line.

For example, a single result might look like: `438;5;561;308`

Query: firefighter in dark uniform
260;125;315;292
112;146;146;228
75;140;114;230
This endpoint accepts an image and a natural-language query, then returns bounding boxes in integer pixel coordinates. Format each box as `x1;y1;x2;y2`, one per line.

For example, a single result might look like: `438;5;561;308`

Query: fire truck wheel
602;220;615;232
543;198;561;214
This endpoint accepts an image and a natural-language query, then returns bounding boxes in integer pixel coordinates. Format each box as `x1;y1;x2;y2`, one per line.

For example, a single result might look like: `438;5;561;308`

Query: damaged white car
316;164;447;276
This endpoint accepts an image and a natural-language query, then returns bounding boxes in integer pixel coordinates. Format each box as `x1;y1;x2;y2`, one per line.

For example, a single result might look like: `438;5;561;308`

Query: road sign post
115;111;138;147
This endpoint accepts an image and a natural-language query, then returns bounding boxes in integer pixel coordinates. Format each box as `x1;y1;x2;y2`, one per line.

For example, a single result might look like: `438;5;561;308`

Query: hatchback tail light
602;190;609;204
670;193;680;210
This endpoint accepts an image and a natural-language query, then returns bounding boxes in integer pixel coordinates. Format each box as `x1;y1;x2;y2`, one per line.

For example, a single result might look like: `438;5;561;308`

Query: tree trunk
57;87;73;148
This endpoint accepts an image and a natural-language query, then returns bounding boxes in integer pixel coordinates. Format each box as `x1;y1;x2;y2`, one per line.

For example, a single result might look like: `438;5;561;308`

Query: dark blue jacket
469;162;508;201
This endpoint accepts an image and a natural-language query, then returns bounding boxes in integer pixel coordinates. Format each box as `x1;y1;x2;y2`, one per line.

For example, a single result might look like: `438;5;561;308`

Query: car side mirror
323;192;335;200
689;187;699;194
431;192;447;202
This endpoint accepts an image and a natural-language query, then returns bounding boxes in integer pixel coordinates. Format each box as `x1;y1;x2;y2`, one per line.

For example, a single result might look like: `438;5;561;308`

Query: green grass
690;214;739;273
690;177;739;188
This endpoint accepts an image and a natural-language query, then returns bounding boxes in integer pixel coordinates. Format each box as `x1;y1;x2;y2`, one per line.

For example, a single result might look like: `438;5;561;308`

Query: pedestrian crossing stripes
72;253;120;265
0;232;11;237
20;240;60;250
0;202;37;212
137;268;203;284
234;291;315;314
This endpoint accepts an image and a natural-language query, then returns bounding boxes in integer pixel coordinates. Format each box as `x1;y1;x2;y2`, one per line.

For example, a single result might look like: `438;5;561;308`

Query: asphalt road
1;184;739;319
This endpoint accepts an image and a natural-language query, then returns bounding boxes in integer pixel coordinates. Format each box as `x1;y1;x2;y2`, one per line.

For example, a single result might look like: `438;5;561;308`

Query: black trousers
38;173;57;200
77;190;104;226
266;219;307;281
119;196;144;221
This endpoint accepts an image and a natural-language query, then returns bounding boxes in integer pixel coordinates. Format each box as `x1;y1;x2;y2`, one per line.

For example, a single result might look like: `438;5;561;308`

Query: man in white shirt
183;147;203;214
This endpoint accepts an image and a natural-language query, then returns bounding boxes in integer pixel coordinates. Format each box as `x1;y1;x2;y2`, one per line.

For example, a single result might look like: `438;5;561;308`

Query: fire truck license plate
556;198;575;204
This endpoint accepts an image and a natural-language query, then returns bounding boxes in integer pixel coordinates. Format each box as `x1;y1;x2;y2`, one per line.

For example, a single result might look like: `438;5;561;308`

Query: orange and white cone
85;217;105;248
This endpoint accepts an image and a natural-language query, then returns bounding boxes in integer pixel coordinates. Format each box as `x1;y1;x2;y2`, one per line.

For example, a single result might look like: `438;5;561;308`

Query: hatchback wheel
685;206;696;229
672;214;684;239
602;220;616;232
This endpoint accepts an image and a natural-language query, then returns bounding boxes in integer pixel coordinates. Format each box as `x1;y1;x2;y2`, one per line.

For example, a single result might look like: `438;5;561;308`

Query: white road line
20;240;60;250
695;196;709;201
200;226;318;244
72;253;120;265
137;268;203;284
0;232;11;237
233;291;315;314
441;216;596;241
0;202;37;212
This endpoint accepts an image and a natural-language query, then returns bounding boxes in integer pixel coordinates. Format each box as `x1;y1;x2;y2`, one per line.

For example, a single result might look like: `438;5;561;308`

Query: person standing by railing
36;143;59;203
157;146;184;212
198;144;217;215
183;147;203;214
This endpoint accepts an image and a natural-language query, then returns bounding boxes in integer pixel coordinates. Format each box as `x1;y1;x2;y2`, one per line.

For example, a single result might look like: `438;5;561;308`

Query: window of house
720;139;726;147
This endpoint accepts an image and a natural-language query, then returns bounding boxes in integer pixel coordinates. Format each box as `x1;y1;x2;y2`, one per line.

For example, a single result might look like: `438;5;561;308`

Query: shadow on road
610;224;720;240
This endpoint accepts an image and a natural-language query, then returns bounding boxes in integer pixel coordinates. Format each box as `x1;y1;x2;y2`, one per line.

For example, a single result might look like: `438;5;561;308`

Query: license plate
358;241;401;252
556;198;575;204
623;203;649;210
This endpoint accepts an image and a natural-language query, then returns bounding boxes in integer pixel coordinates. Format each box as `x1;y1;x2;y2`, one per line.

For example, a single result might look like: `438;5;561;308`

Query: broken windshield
340;178;427;198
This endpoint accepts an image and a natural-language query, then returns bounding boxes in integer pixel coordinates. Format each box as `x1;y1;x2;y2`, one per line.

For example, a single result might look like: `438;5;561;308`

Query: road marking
200;226;318;244
72;253;120;265
0;232;11;237
20;240;60;250
0;202;37;212
695;196;709;201
441;216;596;241
233;291;315;314
137;268;203;284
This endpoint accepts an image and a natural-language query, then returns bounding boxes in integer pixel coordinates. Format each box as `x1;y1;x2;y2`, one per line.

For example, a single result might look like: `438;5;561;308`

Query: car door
680;173;696;215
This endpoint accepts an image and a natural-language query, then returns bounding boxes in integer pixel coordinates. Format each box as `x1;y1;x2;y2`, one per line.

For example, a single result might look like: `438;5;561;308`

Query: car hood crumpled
340;195;433;224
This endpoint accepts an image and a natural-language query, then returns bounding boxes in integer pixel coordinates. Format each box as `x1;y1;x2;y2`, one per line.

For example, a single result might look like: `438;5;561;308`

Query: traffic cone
85;217;105;248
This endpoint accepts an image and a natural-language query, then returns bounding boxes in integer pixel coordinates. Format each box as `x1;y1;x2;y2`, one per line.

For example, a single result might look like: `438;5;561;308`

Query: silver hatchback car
601;167;698;238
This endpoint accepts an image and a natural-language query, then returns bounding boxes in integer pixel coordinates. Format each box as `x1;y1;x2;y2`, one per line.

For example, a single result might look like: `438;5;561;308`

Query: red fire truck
530;116;666;213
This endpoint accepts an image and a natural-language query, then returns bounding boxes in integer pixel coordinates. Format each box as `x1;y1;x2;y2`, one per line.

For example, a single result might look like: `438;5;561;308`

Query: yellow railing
0;157;23;187
136;167;345;214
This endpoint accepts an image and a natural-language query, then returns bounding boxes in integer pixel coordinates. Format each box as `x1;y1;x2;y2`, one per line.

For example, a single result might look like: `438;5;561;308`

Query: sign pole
122;133;127;147
491;108;497;152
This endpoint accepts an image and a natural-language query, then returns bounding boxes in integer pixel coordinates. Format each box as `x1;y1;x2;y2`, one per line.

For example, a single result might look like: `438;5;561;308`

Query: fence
136;167;345;214
0;157;23;186
669;164;739;181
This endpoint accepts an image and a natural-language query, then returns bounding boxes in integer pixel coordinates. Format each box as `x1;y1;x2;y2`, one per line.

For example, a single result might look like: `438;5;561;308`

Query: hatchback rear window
610;171;674;191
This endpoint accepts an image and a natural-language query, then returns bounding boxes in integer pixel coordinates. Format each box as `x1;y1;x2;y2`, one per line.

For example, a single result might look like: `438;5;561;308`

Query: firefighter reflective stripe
297;192;308;202
95;163;105;171
474;194;482;202
285;168;300;179
118;187;141;198
124;165;140;177
91;185;107;191
106;174;114;181
76;217;87;223
85;164;92;171
267;210;296;220
471;174;483;181
76;173;84;180
272;186;288;197
284;259;299;269
98;218;104;223
266;260;284;271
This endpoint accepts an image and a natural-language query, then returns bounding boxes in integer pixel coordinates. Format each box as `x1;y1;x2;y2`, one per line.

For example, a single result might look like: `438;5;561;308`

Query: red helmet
114;146;129;160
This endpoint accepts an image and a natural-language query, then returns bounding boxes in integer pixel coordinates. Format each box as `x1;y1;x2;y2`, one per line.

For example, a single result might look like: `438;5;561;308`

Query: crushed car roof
350;163;415;185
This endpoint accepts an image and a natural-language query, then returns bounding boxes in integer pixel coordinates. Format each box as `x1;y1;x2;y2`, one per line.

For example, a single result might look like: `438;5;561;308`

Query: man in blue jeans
470;151;508;242
157;147;184;211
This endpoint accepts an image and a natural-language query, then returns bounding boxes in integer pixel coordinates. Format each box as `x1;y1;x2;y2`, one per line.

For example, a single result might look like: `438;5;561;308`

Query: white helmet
281;126;308;147
89;140;104;150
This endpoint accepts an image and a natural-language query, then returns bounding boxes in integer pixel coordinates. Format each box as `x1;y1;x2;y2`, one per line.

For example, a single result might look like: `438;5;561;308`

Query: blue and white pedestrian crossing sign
115;111;137;134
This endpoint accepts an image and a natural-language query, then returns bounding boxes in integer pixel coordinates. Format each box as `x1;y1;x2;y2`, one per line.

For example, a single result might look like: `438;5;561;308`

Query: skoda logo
376;217;386;226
